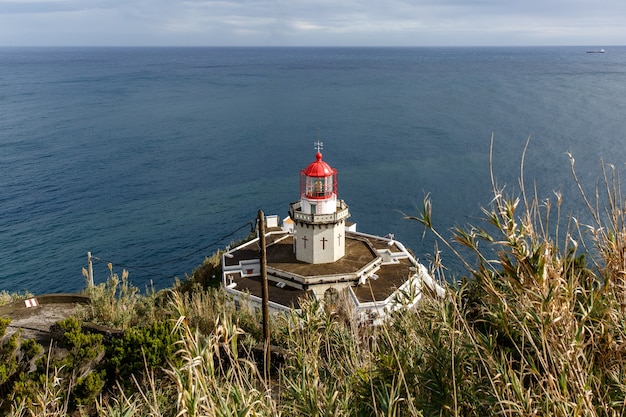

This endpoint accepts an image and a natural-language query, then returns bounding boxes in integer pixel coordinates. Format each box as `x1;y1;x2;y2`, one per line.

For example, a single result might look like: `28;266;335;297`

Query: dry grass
7;138;626;416
0;290;34;307
402;136;626;416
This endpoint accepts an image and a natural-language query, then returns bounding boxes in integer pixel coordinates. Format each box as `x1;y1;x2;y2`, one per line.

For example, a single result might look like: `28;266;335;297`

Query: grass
0;290;34;307
401;137;626;416
3;140;626;416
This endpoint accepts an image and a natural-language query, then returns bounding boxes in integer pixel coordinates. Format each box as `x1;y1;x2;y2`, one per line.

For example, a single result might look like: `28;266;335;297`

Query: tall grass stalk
80;266;140;329
404;136;626;416
166;291;277;416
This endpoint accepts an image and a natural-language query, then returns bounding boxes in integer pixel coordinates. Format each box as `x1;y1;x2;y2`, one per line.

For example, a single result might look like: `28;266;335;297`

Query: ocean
2;46;626;294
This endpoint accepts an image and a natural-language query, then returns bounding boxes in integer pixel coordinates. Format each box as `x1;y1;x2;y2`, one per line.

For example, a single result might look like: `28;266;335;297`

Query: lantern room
300;151;338;215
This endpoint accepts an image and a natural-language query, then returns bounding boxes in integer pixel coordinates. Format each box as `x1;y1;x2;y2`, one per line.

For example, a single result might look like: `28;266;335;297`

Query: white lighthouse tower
289;142;350;264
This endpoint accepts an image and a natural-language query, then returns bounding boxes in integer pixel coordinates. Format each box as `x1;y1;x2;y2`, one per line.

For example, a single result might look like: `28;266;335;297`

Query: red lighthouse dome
301;151;337;201
303;152;334;177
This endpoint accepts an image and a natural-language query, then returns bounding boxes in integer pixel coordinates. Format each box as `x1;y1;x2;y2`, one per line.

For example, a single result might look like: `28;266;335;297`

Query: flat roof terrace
266;235;378;277
224;230;423;311
351;257;415;303
223;232;286;267
230;274;313;309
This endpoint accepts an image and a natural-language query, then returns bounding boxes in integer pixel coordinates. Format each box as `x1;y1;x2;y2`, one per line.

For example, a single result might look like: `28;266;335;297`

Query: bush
7;317;105;414
105;319;179;389
175;251;224;293
0;318;41;408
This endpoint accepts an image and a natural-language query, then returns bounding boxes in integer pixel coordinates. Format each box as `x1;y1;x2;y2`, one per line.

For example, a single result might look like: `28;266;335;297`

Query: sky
0;0;624;47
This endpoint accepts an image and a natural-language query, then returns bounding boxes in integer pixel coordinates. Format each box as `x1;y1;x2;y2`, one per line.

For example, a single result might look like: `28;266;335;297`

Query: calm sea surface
2;46;626;294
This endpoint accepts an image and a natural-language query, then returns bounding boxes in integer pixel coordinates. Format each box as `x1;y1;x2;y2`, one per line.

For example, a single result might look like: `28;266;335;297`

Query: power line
90;219;255;278
90;256;173;279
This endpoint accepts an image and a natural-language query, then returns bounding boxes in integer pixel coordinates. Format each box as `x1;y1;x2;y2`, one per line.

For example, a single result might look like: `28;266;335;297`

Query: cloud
0;0;138;15
0;0;624;45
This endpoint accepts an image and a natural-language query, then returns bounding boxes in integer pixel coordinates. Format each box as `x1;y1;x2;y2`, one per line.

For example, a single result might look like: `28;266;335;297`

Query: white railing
289;200;350;224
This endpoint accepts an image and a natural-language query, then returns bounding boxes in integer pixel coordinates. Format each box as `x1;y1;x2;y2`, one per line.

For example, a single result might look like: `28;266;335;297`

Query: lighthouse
289;142;350;264
221;141;443;323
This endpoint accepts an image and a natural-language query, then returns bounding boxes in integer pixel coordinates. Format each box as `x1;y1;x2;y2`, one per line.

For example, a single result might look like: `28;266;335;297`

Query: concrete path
0;294;90;343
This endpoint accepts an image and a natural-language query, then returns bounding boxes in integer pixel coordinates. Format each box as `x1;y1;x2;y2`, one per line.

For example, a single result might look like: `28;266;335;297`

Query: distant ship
586;49;605;53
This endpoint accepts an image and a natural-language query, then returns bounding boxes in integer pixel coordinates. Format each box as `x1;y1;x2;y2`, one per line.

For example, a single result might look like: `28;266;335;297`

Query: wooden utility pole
258;210;271;379
87;252;94;287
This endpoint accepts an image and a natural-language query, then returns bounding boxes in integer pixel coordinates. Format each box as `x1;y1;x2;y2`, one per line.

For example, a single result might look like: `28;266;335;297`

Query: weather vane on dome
314;140;323;153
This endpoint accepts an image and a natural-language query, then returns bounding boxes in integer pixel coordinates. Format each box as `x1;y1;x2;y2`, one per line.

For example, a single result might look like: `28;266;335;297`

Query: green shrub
106;319;179;388
9;317;105;413
73;370;105;406
175;251;223;293
57;317;104;365
0;318;41;407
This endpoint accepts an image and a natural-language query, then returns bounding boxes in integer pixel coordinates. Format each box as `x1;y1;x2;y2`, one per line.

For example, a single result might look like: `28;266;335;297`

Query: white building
222;148;442;323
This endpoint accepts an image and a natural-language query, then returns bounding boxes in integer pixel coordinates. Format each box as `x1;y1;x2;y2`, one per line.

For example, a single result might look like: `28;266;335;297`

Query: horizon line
0;44;620;49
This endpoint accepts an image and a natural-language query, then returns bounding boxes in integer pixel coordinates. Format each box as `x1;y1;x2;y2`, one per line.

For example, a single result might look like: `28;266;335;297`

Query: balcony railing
289;200;350;224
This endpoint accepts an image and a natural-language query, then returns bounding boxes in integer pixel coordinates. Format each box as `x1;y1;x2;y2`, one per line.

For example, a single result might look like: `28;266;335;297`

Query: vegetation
1;145;626;416
0;291;34;307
